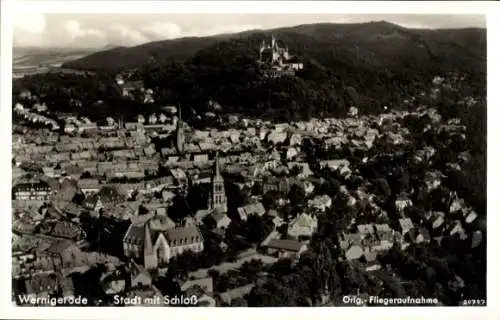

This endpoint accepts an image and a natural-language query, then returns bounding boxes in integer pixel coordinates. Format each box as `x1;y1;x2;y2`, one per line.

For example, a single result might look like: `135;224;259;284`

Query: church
123;213;204;270
207;152;227;213
193;151;229;224
160;106;210;164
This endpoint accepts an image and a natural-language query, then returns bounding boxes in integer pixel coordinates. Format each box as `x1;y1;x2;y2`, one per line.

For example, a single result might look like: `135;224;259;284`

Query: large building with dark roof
123;215;204;270
12;181;51;201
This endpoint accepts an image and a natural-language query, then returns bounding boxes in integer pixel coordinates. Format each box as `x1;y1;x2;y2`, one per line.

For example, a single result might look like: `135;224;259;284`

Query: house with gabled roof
464;210;478;224
12;180;52;201
319;159;350;171
265;239;308;259
398;218;414;235
286;147;299;161
267;130;287;145
24;273;61;300
374;230;394;251
101;272;127;295
130;260;152;288
237;202;265;221
287;162;313;178
357;224;375;237
395;193;413;214
78;179;101;195
103;201;140;220
195;209;211;225
449;221;468;240
449;196;466;214
362;250;380;272
417;227;431;243
39;240;85;268
38;219;86;242
471;231;483;248
345;244;364;261
260;230;279;247
432;214;445;230
287;213;318;238
272;216;284;228
403;227;431;245
339;233;362;251
374;224;391;234
308;195;332;212
212;212;231;229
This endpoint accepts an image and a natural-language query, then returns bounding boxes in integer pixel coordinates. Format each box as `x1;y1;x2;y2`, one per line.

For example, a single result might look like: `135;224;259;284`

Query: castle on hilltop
258;35;304;78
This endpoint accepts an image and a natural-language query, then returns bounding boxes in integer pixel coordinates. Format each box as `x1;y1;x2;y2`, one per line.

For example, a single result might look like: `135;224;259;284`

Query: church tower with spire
143;222;157;270
208;152;227;213
175;105;185;154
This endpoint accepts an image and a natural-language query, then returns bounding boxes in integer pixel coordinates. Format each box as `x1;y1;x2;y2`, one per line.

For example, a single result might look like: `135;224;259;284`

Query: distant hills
61;32;252;72
13;47;98;70
62;21;486;74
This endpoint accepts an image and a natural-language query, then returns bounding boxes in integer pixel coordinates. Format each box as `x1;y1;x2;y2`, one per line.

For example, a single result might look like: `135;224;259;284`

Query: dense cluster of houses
11;73;484;306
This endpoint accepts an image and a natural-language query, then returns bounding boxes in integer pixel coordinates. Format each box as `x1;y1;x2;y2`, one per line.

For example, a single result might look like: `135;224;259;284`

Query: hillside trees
15;23;485;126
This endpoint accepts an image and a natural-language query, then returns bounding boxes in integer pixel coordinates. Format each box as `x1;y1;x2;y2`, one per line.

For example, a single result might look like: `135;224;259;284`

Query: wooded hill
61;22;485;120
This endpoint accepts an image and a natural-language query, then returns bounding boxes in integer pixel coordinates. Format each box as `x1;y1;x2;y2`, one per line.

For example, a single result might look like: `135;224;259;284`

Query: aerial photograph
10;12;486;307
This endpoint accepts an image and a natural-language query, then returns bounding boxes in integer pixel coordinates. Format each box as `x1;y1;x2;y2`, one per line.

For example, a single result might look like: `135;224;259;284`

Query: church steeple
208;152;227;213
143;221;157;270
176;104;185;154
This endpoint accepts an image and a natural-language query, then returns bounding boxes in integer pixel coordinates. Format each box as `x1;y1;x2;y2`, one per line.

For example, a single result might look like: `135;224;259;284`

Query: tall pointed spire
176;103;185;154
208;151;227;213
143;221;157;269
214;151;221;179
144;221;153;255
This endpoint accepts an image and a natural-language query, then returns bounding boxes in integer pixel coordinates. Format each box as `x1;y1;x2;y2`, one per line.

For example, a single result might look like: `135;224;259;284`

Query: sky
12;13;486;49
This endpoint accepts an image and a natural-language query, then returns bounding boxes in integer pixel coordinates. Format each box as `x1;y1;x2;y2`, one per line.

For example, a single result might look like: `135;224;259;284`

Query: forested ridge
82;22;486;117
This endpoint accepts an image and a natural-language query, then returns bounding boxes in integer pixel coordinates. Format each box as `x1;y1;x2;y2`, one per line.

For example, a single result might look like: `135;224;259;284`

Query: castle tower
208;152;227;213
175;105;185;154
143;222;157;270
260;40;266;56
284;46;290;60
271;35;280;64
